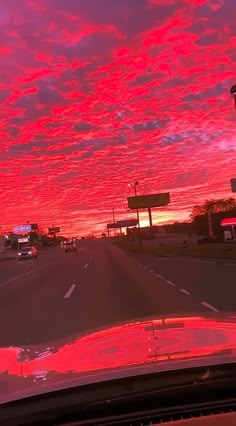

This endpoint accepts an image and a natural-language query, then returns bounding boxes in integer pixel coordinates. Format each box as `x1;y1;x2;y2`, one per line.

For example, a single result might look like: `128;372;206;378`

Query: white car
18;246;38;261
65;242;77;252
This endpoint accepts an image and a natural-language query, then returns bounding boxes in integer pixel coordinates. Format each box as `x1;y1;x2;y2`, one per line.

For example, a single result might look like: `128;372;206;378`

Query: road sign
48;227;60;233
18;237;29;243
128;192;170;210
14;224;32;234
230;178;236;193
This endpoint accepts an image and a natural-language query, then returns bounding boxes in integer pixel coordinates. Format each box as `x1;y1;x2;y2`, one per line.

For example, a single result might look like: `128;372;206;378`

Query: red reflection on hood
3;315;236;378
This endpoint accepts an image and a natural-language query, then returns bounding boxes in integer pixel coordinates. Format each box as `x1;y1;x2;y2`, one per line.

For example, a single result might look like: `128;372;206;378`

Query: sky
0;0;236;236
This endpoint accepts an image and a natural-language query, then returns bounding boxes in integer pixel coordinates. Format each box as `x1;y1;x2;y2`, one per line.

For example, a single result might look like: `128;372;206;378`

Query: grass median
113;237;236;261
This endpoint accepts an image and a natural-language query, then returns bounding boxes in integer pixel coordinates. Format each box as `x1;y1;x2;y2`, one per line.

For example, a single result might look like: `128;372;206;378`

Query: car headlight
28;251;32;254
18;253;21;256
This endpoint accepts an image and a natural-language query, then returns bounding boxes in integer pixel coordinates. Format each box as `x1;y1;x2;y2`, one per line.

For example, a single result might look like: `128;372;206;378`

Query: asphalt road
132;252;236;312
0;240;233;347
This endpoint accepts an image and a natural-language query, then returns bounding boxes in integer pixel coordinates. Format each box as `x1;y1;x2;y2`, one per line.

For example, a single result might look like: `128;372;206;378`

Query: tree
190;198;236;220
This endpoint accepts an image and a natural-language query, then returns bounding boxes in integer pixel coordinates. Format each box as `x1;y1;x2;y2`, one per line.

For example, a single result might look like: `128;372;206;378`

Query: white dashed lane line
156;274;165;280
133;257;220;314
179;288;191;296
201;301;219;312
64;284;76;299
166;280;175;286
84;263;89;269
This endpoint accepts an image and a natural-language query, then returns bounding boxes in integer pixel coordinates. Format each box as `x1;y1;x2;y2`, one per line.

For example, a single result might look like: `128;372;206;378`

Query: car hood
1;313;236;403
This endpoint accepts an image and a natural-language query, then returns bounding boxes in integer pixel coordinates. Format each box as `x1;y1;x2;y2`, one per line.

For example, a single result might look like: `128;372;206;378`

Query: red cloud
0;0;236;236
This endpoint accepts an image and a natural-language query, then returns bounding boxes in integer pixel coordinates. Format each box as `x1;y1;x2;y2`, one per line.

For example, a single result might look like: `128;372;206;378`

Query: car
18;246;38;261
65;242;77;252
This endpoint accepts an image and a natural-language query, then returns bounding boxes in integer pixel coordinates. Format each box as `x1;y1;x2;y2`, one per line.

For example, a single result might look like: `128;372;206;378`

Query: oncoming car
18;246;38;261
65;242;77;252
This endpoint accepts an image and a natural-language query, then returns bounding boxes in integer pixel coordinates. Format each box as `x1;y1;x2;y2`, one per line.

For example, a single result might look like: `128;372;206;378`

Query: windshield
0;0;236;403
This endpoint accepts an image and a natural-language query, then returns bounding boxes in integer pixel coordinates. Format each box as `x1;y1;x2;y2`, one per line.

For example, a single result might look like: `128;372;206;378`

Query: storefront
221;217;236;242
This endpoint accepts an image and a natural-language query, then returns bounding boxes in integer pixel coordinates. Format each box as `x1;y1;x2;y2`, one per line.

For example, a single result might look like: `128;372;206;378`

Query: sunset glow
1;0;236;235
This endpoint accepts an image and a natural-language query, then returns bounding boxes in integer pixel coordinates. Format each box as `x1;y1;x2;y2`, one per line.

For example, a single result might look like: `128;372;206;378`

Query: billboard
107;223;118;229
48;226;60;233
230;178;236;193
107;219;138;229
128;192;170;210
116;219;138;227
14;224;32;234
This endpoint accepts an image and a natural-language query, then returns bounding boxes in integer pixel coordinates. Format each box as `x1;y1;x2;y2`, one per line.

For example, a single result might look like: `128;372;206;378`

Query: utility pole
112;208;116;237
134;183;140;228
128;181;140;228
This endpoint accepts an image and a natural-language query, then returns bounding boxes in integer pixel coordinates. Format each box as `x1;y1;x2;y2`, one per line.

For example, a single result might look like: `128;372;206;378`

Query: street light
128;181;140;227
128;181;139;196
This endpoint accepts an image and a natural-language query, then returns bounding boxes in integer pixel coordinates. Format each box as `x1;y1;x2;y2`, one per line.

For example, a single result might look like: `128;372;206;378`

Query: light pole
128;181;140;228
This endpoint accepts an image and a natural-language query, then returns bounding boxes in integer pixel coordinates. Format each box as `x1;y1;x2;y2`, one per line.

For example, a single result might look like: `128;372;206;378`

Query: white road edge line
166;280;175;286
84;263;89;269
64;284;76;299
201;301;219;312
179;288;191;296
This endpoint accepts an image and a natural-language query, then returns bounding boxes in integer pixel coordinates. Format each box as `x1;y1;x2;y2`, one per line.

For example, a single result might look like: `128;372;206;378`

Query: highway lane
0;242;92;346
0;245;64;285
0;240;209;347
131;253;236;312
